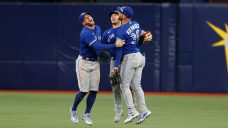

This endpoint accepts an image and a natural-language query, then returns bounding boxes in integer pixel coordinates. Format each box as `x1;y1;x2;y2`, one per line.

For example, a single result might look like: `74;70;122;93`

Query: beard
85;21;95;27
112;19;121;25
112;20;118;25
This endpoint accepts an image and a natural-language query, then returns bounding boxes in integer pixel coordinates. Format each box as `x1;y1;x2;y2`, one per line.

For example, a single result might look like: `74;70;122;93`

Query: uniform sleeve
82;31;116;51
102;31;108;44
82;32;97;46
116;27;125;40
91;42;116;51
114;47;122;67
113;27;125;67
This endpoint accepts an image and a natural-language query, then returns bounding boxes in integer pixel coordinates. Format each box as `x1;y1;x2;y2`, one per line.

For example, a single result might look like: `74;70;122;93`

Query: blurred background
0;0;227;3
0;0;228;93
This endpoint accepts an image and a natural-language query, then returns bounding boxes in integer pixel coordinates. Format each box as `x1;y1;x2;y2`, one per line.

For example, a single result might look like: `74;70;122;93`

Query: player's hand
143;32;152;43
112;67;119;73
115;38;125;47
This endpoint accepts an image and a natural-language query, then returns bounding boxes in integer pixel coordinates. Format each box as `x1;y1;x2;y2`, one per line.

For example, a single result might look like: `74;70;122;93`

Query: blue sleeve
114;47;123;67
102;31;108;44
116;27;125;40
96;51;101;56
82;32;97;46
82;30;115;51
91;41;116;51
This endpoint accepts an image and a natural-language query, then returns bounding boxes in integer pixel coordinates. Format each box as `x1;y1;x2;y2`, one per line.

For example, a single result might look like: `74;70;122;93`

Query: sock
72;91;87;111
85;91;97;114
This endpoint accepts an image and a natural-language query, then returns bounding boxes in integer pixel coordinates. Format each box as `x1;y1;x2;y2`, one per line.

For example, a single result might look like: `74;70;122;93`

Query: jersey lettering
108;34;115;43
126;24;139;35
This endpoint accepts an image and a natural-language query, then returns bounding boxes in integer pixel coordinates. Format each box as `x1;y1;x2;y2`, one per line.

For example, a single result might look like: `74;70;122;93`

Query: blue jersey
79;25;116;59
102;27;119;57
114;21;143;67
116;21;142;55
102;27;123;67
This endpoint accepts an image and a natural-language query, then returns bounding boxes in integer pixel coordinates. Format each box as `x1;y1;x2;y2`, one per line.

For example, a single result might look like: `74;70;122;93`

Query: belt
82;57;97;61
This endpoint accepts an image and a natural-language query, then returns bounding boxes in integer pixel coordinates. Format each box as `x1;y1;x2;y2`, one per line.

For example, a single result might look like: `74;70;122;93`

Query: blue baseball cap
79;12;91;23
116;6;134;18
109;11;119;17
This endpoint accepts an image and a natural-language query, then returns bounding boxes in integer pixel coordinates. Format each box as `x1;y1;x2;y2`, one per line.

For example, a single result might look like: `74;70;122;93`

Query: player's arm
95;32;108;55
83;32;124;51
113;47;122;68
91;40;123;51
113;30;125;69
101;30;108;44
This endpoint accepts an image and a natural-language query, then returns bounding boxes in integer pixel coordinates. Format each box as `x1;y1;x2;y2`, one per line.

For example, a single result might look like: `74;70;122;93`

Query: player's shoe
136;110;152;124
114;111;123;123
82;113;93;125
70;108;78;124
123;111;139;124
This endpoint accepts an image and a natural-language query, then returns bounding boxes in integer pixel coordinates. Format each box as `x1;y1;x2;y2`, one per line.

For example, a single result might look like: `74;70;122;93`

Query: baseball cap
109;11;119;17
116;6;134;18
79;12;91;23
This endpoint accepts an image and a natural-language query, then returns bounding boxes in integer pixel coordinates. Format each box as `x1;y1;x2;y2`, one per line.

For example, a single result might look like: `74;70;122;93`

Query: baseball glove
98;51;110;63
109;69;121;87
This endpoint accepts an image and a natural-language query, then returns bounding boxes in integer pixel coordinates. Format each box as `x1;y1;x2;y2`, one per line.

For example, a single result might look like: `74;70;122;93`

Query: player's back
117;21;141;55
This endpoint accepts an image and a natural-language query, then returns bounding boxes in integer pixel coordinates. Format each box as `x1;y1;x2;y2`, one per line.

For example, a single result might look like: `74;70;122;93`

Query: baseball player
102;11;147;123
114;6;152;124
70;12;124;126
102;11;123;123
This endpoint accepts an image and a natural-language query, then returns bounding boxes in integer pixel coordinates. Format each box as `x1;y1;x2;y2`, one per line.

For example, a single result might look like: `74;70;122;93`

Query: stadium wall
0;3;228;92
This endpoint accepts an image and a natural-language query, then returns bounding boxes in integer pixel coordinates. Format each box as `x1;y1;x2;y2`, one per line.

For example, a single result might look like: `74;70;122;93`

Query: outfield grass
0;92;227;128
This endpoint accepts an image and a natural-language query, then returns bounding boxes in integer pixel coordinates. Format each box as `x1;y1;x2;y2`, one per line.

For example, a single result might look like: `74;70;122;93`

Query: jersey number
130;30;140;44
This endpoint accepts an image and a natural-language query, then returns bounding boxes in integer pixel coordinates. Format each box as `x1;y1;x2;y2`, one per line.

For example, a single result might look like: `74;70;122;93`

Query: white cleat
82;113;93;126
70;108;78;124
136;110;152;124
114;111;123;123
124;111;139;124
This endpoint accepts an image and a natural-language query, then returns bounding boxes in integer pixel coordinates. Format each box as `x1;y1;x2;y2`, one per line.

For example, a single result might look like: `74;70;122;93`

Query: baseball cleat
114;111;123;123
70;108;79;124
82;113;93;125
136;110;151;124
124;111;139;124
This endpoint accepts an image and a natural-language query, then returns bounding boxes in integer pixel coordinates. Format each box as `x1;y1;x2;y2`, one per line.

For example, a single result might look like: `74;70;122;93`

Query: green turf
0;92;227;128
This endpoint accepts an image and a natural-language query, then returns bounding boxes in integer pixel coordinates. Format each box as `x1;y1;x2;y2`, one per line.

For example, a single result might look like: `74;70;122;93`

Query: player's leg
120;55;139;123
72;57;90;111
71;56;90;124
130;67;149;113
130;87;137;107
82;61;100;125
82;91;97;126
110;59;123;122
112;85;123;122
130;54;151;124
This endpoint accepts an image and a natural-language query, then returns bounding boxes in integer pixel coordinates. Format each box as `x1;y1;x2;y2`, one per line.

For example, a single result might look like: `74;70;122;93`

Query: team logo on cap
120;7;125;12
207;21;228;72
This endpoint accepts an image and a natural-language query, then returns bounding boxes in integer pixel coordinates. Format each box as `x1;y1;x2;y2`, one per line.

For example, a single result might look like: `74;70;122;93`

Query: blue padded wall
0;3;161;91
160;3;177;91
